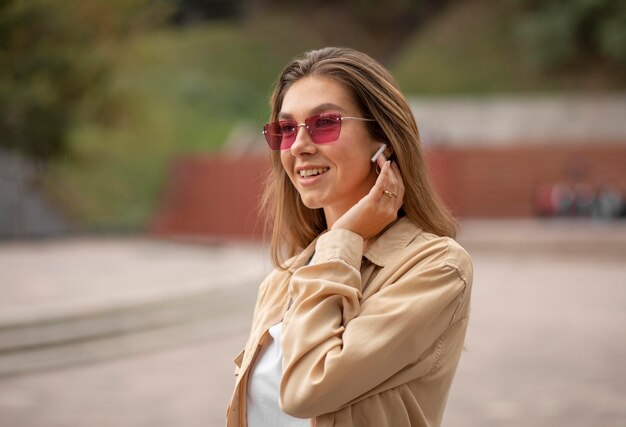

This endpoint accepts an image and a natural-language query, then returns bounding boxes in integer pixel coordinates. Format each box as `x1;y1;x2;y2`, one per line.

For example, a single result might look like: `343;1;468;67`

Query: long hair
260;47;457;269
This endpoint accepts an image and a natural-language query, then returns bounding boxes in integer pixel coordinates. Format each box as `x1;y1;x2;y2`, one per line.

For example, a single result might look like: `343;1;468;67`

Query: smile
298;167;329;178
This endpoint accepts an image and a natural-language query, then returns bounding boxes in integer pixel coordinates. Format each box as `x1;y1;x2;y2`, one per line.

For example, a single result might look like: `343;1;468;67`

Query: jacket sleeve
279;228;471;418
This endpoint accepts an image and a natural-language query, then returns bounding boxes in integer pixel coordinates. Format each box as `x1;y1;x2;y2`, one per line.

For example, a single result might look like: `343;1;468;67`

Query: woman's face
279;75;382;224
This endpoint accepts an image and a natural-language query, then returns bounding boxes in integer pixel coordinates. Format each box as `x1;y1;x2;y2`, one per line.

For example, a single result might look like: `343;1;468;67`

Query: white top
246;321;310;427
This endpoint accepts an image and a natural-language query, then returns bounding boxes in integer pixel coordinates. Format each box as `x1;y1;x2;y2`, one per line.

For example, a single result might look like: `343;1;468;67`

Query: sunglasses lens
263;122;291;150
308;114;341;144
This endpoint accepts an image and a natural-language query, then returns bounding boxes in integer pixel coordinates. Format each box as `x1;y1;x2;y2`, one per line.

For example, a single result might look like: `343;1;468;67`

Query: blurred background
1;0;625;426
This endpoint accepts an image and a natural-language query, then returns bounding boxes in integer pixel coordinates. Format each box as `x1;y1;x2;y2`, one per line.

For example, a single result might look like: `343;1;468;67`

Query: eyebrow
278;103;347;120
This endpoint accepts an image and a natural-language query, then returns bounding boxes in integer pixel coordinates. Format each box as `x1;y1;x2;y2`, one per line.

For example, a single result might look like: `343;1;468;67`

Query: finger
375;152;387;168
386;162;399;190
380;167;401;204
380;161;399;194
391;161;404;194
388;162;405;207
370;160;391;200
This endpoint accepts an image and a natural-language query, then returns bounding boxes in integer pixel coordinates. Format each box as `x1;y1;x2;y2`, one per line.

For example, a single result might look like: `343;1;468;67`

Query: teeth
299;168;329;177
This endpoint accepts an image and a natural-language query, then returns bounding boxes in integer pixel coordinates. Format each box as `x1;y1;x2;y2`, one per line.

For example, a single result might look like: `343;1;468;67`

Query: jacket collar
288;216;422;272
364;216;422;267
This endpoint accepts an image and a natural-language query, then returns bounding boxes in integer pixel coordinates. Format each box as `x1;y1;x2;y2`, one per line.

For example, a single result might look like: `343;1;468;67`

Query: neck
323;203;351;231
323;208;339;231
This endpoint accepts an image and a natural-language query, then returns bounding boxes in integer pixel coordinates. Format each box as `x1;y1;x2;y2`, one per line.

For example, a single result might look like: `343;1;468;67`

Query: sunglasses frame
262;112;375;151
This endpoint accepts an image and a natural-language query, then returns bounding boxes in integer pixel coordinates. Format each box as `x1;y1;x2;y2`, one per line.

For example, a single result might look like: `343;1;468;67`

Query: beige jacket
226;217;473;427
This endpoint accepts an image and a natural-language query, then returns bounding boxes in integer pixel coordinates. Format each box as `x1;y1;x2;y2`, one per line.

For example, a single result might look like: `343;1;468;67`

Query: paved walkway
0;220;625;426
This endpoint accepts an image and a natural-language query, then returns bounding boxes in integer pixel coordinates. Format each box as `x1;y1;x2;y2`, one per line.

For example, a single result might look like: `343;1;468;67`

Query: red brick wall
152;144;626;238
429;144;626;217
152;155;270;239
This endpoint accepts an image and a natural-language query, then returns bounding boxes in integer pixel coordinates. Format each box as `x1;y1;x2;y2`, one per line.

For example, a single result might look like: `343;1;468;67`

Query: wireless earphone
371;143;387;163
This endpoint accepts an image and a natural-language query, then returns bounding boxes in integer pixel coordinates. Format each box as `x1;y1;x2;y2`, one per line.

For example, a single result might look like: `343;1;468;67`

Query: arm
279;229;470;418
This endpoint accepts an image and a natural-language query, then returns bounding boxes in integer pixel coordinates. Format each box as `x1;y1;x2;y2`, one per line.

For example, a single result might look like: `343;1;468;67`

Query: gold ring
383;190;397;198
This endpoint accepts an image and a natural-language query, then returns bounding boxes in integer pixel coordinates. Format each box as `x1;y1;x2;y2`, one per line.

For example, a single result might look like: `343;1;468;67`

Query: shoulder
259;260;292;290
256;252;300;299
402;230;473;286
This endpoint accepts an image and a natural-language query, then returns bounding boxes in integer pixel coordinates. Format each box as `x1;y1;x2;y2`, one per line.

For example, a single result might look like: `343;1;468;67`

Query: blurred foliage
393;1;527;93
516;0;626;68
393;0;626;93
0;0;168;162
245;0;450;62
169;0;245;23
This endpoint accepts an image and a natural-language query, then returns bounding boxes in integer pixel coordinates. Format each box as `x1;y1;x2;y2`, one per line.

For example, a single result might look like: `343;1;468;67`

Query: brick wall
429;144;626;217
152;144;626;238
152;155;269;239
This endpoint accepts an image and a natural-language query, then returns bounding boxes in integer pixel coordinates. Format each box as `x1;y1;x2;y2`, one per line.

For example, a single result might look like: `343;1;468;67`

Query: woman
226;47;472;427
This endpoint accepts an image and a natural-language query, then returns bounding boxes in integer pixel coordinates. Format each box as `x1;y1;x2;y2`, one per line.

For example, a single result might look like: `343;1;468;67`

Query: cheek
337;145;374;175
280;152;291;172
280;153;296;182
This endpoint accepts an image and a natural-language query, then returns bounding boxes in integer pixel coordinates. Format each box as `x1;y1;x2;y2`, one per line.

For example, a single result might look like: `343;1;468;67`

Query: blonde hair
261;47;457;269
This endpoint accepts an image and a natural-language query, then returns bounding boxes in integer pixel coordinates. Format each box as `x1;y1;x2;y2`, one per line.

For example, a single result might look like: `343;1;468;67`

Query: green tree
0;0;167;162
517;0;626;68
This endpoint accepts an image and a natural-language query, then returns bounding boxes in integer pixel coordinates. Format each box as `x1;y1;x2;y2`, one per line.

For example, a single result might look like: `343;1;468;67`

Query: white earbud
371;143;388;163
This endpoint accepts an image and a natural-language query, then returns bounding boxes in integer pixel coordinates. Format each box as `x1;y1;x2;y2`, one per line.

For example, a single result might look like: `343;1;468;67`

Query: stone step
0;276;259;377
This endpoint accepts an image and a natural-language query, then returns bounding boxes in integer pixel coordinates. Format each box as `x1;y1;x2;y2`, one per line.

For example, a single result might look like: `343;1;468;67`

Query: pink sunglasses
263;112;375;151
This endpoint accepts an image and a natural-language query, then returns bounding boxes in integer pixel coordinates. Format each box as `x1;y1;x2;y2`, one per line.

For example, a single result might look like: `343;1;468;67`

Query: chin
298;192;327;210
300;197;323;210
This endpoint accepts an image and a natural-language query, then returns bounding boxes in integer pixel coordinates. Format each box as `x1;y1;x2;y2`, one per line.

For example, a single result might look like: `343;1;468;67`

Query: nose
289;124;317;157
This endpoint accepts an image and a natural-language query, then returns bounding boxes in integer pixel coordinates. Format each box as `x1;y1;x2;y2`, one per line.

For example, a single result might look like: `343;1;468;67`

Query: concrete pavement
0;220;625;426
0;238;272;375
